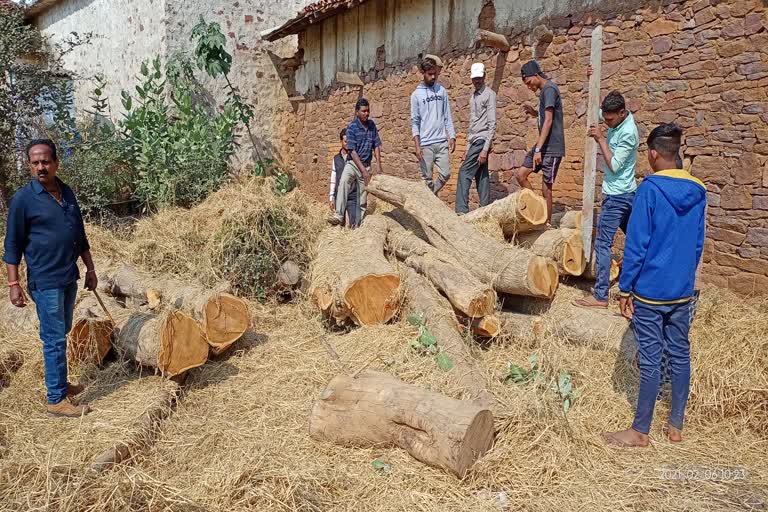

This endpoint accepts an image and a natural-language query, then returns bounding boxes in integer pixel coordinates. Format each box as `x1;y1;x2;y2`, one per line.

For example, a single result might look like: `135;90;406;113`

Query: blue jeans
30;282;78;404
631;300;691;434
594;192;635;302
659;290;700;394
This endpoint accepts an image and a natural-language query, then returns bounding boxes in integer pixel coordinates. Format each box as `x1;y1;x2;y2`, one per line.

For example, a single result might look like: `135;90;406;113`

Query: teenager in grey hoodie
411;57;456;194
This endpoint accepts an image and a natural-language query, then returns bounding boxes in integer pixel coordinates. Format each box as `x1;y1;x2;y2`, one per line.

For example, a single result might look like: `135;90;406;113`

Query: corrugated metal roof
261;0;371;42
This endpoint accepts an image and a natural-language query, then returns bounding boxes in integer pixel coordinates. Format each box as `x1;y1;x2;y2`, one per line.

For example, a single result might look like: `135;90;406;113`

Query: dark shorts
523;150;563;185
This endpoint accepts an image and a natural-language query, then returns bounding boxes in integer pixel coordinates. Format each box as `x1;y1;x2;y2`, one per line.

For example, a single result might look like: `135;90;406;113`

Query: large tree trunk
102;264;249;355
69;296;114;365
386;217;495;317
310;215;401;325
553;210;582;230
403;268;492;406
309;371;494;477
462;188;547;236
515;228;586;276
92;294;209;377
368;176;558;298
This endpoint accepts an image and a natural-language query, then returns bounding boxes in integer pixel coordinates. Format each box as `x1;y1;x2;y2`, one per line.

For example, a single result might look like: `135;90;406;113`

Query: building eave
262;0;371;42
24;0;65;20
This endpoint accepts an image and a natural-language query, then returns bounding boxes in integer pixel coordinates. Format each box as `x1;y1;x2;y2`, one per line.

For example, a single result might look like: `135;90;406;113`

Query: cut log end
470;315;501;338
527;257;559;298
159;311;209;377
69;318;114;364
457;409;495;476
562;231;587;276
517;189;548;228
346;274;401;325
203;293;250;354
467;290;497;319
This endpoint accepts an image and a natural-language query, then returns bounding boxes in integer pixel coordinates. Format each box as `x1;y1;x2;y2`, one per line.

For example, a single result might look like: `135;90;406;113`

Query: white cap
470;63;485;78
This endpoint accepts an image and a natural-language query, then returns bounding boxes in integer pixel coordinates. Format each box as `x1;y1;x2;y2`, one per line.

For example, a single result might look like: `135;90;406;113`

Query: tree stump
309;371;494;477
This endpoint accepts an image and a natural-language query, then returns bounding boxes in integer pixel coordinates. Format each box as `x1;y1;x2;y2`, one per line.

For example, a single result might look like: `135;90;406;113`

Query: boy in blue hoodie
605;123;706;448
411;57;456;194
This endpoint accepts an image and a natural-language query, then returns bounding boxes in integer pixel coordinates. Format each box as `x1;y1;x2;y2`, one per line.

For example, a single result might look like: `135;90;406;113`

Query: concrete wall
34;0;168;119
281;0;768;294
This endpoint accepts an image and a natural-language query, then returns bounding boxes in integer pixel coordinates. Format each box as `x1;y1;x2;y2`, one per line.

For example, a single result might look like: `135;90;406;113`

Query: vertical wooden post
581;26;603;263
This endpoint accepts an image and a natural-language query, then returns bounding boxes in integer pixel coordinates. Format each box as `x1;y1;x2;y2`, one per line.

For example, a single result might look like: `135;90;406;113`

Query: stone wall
281;0;768;294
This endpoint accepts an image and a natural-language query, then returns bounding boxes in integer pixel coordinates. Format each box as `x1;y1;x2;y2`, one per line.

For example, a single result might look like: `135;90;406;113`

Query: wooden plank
581;25;603;263
336;71;364;87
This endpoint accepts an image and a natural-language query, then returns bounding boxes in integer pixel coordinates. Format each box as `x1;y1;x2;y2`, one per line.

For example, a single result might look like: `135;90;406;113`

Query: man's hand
523;104;537;118
533;151;543;167
587;65;593;78
329;201;335;211
619;295;634;321
478;149;488;165
84;270;98;292
588;125;604;142
377;162;384;176
449;138;456;154
9;284;27;308
415;146;423;162
362;170;372;185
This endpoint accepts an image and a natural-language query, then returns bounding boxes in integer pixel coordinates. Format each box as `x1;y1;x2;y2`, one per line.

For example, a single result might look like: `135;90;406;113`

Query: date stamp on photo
659;466;748;481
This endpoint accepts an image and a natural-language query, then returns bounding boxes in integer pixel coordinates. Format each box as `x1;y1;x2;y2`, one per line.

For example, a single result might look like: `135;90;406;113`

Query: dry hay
128;177;326;300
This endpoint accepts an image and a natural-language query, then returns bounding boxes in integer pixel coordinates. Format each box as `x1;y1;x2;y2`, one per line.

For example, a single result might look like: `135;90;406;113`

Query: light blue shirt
601;110;639;195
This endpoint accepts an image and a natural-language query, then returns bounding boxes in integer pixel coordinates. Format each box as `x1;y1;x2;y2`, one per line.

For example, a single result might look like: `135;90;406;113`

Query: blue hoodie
410;82;456;146
619;169;707;304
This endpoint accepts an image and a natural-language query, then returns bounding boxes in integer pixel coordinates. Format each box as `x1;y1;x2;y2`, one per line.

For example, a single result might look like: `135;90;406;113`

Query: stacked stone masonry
282;0;768;294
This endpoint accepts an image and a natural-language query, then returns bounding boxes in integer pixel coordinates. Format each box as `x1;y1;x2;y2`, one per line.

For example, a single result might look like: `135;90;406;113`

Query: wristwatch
534;146;541;153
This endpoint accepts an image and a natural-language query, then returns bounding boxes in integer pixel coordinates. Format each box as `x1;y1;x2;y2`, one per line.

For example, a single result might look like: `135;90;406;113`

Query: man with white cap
456;62;497;214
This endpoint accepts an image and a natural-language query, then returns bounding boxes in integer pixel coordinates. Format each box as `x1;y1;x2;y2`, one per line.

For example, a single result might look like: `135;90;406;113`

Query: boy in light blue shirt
575;90;639;309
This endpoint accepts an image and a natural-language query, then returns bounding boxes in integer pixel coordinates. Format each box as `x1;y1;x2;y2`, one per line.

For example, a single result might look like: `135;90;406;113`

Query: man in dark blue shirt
329;98;383;226
3;139;97;418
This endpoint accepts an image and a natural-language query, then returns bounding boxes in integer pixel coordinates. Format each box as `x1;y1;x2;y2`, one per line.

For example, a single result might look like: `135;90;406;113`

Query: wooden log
581;25;603;262
463;189;548;237
103;264;249;355
403;268;492;406
475;29;511;52
368;175;558;298
554;210;582;230
310;215;401;325
69;297;114;365
515;228;586;276
468;315;501;338
0;349;23;388
583;253;621;282
309;371;494;477
386;216;496;317
90;382;179;473
498;311;543;340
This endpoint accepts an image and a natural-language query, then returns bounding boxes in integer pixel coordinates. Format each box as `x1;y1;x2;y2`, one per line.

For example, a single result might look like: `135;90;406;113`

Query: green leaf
528;353;539;372
371;459;392;473
418;329;437;347
141;61;149;76
563;398;571;414
436;352;454;371
558;370;572;396
504;364;529;384
406;313;423;327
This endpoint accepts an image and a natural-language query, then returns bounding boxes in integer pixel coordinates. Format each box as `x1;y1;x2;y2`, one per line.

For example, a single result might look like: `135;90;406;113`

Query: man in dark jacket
605;124;706;447
329;128;359;228
3;139;97;418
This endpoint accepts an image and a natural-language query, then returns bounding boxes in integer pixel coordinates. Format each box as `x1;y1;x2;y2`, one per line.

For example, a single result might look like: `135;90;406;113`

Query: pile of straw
0;179;765;511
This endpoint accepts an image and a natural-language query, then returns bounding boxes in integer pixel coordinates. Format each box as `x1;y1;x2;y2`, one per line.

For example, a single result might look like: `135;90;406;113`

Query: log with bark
553;210;582;230
102;264;249;355
467;314;501;338
309;371;494;477
462;188;548;237
310;215;401;325
368;176;558;298
92;294;209;377
386;217;496;317
583;253;621;282
515;228;587;276
69;296;114;364
403;268;492;406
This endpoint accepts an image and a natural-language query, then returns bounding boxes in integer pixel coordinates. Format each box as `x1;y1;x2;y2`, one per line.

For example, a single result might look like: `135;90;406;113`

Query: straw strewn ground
0;181;766;511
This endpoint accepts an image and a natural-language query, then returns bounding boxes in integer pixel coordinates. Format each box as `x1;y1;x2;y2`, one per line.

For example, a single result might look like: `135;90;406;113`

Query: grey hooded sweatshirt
410;82;456;147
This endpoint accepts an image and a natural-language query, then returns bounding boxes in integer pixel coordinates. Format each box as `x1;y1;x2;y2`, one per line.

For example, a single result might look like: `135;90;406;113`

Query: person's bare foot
663;424;683;443
602;428;650;447
573;296;609;309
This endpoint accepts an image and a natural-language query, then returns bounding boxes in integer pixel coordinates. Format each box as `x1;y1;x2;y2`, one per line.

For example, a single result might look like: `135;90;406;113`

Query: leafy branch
406;313;454;371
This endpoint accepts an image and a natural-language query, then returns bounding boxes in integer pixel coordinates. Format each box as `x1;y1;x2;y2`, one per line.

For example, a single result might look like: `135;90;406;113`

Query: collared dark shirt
3;178;90;291
346;117;382;167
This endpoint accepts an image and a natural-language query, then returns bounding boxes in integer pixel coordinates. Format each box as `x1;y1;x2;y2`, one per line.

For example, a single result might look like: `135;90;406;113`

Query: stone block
715;250;768;274
753;196;768;210
710;217;748;233
746;227;768;247
691;155;729;185
738;62;768;76
645;19;680;37
728;272;768;293
707;191;721;207
694;8;716;26
744;12;764;35
623;41;651;56
652;36;673;54
708;226;746;245
720;185;753;209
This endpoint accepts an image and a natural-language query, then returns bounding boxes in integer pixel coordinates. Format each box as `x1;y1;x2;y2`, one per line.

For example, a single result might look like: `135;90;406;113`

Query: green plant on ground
406;313;454;371
552;369;580;414
503;353;539;384
504;353;579;415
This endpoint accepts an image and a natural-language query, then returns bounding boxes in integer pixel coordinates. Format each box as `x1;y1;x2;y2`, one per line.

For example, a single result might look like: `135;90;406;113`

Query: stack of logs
0;264;251;379
306;175;626;477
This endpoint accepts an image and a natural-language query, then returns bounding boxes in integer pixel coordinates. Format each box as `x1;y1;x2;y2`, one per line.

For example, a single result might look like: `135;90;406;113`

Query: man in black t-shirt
515;61;566;224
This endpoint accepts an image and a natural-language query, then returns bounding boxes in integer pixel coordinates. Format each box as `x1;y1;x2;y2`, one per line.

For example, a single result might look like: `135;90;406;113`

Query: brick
746;227;768;247
652;36;673;54
720;185;753;209
645;19;680;37
708;226;747;245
